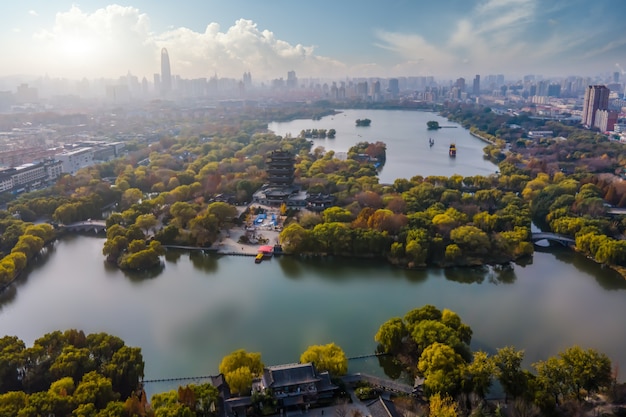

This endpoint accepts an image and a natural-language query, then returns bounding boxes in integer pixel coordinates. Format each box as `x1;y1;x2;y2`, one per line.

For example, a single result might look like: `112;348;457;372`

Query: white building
56;148;95;174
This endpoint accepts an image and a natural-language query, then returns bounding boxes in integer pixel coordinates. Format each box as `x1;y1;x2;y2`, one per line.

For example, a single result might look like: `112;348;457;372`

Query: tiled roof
264;363;320;388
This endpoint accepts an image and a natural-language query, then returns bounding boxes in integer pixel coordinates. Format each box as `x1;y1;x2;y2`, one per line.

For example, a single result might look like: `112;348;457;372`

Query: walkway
530;232;575;246
60;220;106;233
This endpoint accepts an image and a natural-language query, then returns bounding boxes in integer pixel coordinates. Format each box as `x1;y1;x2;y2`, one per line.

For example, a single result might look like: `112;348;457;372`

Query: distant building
0;160;62;194
388;78;399;97
472;74;480;95
15;84;38;104
594;109;618;132
527;131;554;139
56;148;95;175
161;48;172;96
582;85;610;127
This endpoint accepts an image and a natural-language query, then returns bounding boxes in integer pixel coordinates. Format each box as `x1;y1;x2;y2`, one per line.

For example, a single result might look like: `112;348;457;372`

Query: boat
255;253;264;264
429;138;434;147
449;143;457;157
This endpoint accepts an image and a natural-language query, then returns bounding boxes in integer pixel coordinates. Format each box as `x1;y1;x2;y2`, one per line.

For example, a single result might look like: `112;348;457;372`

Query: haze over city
2;0;626;82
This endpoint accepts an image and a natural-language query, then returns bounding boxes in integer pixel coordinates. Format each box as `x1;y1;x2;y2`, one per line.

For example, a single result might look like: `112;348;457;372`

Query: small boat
429;138;434;147
255;253;264;264
449;143;457;157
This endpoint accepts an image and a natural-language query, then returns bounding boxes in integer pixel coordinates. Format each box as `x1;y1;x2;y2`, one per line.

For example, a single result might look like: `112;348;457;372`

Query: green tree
464;351;496;400
300;343;348;377
428;393;458;417
374;318;407;353
134;214;158;235
493;346;527;402
418;343;466;396
219;349;263;396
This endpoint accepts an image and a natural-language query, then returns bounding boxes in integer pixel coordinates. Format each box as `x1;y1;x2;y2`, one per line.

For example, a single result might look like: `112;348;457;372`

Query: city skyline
1;0;626;82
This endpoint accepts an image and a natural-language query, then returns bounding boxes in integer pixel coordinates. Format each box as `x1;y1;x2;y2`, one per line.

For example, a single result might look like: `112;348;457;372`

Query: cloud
20;5;346;80
372;0;622;77
28;10;38;17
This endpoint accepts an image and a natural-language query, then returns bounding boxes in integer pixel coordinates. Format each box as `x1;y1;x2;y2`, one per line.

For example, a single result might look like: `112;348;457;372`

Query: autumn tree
219;349;264;396
300;343;348;377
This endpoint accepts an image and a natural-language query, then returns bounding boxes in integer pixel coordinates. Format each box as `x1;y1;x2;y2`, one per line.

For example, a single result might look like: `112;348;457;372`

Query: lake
268;109;498;184
1;109;626;397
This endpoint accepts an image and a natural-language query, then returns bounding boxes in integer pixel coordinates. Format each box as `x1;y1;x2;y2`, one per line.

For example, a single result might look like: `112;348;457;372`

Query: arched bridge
531;232;575;246
60;220;107;233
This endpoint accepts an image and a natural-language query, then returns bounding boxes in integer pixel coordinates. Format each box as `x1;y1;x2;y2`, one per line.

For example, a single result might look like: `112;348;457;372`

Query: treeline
527;172;626;268
0;219;55;287
0;330;220;417
375;305;616;416
0;330;146;416
280;172;533;267
298;128;336;139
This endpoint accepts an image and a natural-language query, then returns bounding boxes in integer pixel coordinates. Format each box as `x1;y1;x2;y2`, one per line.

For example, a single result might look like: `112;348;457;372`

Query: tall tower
472;74;480;95
582;85;610;127
160;48;172;96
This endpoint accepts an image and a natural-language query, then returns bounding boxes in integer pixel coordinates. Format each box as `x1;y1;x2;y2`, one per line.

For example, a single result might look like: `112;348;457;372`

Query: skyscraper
160;48;172;96
582;85;610;127
472;75;480;95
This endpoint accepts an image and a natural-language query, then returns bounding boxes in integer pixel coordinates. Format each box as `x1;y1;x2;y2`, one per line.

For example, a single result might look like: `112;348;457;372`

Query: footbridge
531;232;575;246
60;220;107;233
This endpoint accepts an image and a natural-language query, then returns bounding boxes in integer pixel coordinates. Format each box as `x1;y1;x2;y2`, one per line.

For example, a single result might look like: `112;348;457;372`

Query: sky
2;0;626;82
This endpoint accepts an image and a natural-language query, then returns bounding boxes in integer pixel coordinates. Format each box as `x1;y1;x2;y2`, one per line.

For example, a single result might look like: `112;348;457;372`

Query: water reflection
376;353;403;380
444;267;487;284
277;256;303;279
120;264;165;283
164;250;183;264
0;285;17;311
189;252;219;273
443;264;517;285
550;248;626;291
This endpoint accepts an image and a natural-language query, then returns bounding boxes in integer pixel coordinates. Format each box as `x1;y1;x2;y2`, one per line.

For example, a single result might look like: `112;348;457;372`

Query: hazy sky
2;0;626;81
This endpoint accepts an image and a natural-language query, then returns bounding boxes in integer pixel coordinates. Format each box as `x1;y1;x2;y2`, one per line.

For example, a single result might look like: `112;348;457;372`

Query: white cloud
19;5;347;80
370;0;617;77
28;10;38;17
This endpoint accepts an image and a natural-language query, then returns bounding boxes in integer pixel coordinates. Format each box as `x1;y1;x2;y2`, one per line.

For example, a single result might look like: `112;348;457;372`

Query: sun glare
59;36;93;60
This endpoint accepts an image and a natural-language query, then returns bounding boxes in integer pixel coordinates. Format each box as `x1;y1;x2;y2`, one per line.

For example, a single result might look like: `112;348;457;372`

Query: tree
417;343;466;396
73;371;118;410
374;318;407;353
427;121;440;130
300;343;348;377
279;223;310;254
428;393;458;417
464;351;496;400
224;367;253;396
493;346;527;402
219;349;263;396
134;214;158;235
449;225;490;256
206;202;238;228
533;346;612;404
0;336;25;393
321;207;353;223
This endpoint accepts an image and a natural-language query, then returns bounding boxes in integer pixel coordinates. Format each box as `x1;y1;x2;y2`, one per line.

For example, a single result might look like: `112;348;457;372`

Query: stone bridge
531;232;575;246
61;220;107;233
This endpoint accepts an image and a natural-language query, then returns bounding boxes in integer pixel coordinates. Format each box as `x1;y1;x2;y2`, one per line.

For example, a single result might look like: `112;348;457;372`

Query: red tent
258;245;274;254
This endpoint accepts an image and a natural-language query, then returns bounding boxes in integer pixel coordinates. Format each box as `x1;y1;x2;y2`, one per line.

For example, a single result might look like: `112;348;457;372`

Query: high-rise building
472;75;480;95
388;78;399;97
582;85;610;127
160;48;172;96
287;71;298;89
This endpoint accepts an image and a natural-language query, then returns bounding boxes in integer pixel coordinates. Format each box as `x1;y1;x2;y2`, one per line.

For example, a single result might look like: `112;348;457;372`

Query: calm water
1;110;626;396
268;109;498;183
1;237;626;396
